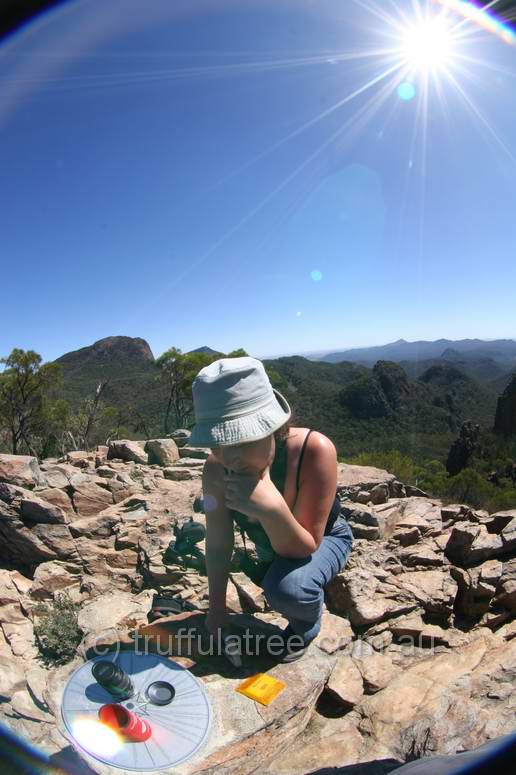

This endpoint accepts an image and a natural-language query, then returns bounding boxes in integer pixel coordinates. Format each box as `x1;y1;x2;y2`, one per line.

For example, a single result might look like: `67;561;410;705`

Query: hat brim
187;388;291;447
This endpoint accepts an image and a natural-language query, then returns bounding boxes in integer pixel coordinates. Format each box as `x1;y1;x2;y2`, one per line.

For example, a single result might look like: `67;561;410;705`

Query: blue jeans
260;516;353;643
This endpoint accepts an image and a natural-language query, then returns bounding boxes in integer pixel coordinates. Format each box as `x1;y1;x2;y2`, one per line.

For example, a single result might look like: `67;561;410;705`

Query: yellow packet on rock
236;673;286;705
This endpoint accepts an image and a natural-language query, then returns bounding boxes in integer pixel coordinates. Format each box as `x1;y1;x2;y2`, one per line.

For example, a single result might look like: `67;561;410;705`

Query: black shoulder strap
296;430;313;492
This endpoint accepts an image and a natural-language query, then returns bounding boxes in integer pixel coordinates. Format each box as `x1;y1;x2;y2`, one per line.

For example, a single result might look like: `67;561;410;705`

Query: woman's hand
223;464;283;523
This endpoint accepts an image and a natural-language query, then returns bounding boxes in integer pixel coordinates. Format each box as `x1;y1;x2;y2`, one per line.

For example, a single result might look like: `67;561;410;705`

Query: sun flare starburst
123;0;516;307
399;16;455;70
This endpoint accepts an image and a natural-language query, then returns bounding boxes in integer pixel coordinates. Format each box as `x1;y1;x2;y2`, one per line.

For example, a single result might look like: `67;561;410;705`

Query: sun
400;16;455;71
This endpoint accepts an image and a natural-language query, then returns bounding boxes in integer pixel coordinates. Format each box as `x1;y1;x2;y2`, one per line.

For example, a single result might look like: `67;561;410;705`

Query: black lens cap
145;681;175;706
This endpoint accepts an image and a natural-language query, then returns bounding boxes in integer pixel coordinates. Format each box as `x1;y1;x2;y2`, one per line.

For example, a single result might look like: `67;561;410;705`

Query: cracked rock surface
0;444;514;774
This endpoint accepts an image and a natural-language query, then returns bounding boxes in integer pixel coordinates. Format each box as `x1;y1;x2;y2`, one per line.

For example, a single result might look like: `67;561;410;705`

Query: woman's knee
262;563;317;611
332;523;354;570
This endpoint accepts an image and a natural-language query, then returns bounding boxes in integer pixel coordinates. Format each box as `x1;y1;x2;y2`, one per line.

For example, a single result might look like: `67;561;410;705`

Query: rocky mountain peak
54;335;155;372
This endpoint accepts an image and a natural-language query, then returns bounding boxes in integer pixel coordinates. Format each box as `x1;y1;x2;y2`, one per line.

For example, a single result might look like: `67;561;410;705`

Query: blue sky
1;0;516;365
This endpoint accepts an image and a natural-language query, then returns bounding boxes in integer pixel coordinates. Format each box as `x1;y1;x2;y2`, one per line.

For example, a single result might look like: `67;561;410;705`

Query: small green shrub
440;468;516;512
346;449;415;484
413;459;449;497
344;451;516;511
33;591;83;666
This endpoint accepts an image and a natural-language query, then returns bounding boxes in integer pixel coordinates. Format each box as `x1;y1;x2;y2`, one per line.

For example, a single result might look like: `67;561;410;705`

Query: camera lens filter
145;681;175;706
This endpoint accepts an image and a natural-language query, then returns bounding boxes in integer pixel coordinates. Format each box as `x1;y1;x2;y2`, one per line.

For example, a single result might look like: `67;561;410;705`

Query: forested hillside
2;337;516;510
47;339;502;463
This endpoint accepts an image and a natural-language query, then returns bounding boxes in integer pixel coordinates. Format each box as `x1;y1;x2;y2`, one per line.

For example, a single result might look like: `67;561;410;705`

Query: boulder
445;521;513;566
72;536;138;581
144;438;180;467
327;565;419;627
30;561;82;601
107;439;148;464
1;451;514;772
95;465;116;479
341;502;381;540
351;644;398;693
398;541;443;568
0;486;79;566
493;557;516;614
389;568;457;618
2;618;38;659
369;483;390;505
37;464;74;489
104;476;142;504
168;429;191;447
451;559;504;619
389;480;406;498
405;485;429;498
229;572;267;613
326;654;364;706
391;526;421;546
0;454;47;490
178;447;209;460
68;511;120;539
20;493;68;524
65;451;92;469
315;610;354;655
341;502;379;527
441;504;472;523
29;487;74;517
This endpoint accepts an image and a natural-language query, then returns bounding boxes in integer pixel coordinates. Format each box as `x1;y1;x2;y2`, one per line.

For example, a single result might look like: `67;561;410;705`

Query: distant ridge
319;338;516;367
39;334;510;457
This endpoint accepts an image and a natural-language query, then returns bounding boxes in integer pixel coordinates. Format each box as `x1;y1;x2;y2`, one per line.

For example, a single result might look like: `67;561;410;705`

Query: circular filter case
145;680;176;706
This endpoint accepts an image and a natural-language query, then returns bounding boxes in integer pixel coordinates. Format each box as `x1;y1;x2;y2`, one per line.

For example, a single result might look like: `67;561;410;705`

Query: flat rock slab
50;612;338;775
338;464;395;488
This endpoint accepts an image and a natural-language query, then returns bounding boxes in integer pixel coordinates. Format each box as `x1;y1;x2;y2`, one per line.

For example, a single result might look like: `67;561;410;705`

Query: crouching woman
189;356;353;662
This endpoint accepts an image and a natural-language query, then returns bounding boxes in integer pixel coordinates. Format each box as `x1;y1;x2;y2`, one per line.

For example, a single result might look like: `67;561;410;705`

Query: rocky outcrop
373;360;411;410
0;448;514;773
446;420;481;476
340;375;393;418
494;372;516;437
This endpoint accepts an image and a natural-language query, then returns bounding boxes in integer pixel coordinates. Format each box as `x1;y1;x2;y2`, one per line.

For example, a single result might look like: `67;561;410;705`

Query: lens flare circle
397;81;416;100
71;718;123;756
400;17;454;70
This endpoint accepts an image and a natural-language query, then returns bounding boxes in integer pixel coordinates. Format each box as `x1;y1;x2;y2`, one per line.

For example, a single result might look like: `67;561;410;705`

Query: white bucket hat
188;356;292;447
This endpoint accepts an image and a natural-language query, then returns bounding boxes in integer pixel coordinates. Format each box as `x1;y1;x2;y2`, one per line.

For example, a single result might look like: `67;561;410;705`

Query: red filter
98;703;152;742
